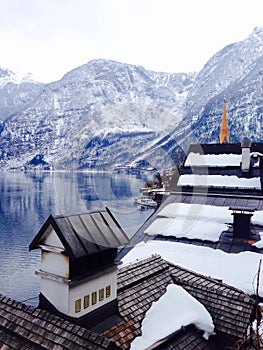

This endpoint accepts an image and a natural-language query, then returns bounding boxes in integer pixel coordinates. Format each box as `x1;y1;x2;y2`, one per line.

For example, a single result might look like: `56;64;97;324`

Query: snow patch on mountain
0;67;39;87
96;124;154;138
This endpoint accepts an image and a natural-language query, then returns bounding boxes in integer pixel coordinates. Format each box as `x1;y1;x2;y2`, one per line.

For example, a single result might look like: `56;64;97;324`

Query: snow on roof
158;202;263;226
184;153;242;167
130;284;215;350
158;202;232;223
178;174;261;189
251;211;263;225
145;217;229;242
122;241;263;297
253;232;263;249
144;202;263;242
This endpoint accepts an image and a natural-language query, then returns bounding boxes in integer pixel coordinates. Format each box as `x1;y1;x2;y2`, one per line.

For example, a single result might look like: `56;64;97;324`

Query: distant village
2;98;263;349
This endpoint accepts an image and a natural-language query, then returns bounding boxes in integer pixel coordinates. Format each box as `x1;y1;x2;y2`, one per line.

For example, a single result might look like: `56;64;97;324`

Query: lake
0;171;154;306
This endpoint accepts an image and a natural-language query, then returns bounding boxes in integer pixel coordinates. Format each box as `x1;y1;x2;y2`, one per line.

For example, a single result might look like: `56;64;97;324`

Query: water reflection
0;171;153;305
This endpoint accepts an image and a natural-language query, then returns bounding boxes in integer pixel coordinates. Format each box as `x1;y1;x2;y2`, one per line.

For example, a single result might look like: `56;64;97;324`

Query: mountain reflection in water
0;171;154;306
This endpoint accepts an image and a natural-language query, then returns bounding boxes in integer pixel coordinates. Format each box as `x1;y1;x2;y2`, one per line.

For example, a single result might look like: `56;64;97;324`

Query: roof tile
0;293;120;350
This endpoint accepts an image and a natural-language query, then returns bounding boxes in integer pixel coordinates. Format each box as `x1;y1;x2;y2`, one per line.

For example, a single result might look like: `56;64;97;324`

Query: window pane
99;288;104;301
106;285;111;298
92;291;97;305
75;299;81;313
84;295;89;309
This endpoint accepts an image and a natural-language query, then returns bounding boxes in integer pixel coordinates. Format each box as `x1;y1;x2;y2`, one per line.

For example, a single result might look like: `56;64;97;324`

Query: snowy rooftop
184;153;242;167
111;255;256;348
119;193;263;261
122;240;263;297
179;143;263;196
130;284;214;350
144;202;263;242
145;202;233;242
177;174;261;189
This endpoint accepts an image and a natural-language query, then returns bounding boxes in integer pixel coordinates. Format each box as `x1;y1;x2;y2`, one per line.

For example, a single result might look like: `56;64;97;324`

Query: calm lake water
0;171;154;306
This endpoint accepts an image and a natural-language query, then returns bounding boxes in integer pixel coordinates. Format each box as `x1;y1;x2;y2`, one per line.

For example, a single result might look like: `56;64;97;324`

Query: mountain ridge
0;27;262;171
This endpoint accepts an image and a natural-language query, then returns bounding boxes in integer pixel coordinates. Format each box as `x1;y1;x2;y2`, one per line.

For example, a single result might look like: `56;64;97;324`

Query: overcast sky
0;0;262;83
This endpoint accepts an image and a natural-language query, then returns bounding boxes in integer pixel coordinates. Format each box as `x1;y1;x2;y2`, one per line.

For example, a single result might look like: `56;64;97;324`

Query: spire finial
219;97;230;144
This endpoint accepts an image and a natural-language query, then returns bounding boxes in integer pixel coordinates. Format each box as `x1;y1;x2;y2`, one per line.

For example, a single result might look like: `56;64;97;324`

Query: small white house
29;208;129;328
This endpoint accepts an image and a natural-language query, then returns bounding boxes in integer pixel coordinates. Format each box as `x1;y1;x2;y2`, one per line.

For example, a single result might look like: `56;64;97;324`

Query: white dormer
29;209;129;326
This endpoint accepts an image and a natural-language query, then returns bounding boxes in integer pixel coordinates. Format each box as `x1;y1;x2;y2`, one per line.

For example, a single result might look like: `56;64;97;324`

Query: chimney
229;207;255;238
259;155;263;195
29;209;128;329
241;138;251;175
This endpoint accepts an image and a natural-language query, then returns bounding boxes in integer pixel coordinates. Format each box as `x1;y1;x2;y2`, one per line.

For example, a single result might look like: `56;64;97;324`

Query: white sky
0;0;262;83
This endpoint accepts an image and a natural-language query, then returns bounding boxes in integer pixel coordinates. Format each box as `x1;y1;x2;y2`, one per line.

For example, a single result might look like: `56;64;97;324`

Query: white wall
44;226;64;248
40;277;69;314
41;251;69;278
68;269;117;318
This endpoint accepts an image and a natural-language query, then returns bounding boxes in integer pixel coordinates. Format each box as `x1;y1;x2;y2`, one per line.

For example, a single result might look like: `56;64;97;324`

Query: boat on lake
134;195;157;208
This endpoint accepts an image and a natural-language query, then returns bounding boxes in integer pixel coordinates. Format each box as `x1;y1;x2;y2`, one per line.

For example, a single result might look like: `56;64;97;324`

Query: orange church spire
219;97;230;144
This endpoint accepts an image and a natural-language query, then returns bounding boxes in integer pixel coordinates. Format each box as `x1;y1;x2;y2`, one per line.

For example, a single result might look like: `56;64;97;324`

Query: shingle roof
103;255;256;349
0;294;120;350
169;263;256;338
155;325;219;350
0;256;257;349
103;256;172;349
29;208;129;260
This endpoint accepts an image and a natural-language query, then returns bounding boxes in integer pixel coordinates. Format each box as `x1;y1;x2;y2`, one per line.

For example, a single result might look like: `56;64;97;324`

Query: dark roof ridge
169;190;263;201
119;254;163;272
118;255;170;291
167;263;253;302
53;208;108;219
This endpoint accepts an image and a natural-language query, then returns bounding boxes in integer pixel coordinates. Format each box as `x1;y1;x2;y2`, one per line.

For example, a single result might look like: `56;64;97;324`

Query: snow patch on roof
253;232;263;249
145;203;231;241
144;202;263;241
122;241;263;297
158;202;233;222
185;153;242;167
145;217;229;242
178;174;261;189
130;284;215;350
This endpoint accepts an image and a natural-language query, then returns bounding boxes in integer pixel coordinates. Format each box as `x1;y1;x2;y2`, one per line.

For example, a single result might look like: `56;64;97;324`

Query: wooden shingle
0;295;120;350
155;325;220;350
103;255;257;349
169;263;256;338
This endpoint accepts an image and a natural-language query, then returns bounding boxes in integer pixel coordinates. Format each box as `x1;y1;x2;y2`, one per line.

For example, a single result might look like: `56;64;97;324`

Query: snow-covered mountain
180;26;263;145
0;27;262;171
0;60;194;170
0;67;44;121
